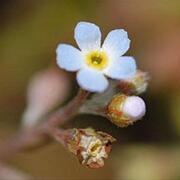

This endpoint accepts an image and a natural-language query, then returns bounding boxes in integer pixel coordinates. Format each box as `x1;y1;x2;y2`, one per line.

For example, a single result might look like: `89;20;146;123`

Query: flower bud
118;70;149;95
22;68;70;128
107;94;146;127
66;128;116;169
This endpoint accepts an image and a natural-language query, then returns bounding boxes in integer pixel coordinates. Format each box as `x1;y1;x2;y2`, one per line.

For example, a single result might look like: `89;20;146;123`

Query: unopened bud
66;128;116;169
107;94;146;127
22;68;70;128
118;70;149;95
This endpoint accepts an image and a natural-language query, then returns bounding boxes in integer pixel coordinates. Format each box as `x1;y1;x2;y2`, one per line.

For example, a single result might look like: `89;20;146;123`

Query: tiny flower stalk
65;128;116;169
106;94;146;127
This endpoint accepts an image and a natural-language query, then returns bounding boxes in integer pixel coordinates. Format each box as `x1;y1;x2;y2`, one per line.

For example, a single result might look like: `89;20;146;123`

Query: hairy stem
0;89;90;162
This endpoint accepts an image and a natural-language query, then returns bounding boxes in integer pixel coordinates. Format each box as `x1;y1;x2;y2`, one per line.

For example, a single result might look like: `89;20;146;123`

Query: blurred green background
0;0;180;179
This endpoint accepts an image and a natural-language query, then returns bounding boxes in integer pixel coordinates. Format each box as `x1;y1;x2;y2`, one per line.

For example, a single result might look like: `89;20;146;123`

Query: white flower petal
77;69;108;92
74;22;101;51
104;56;136;79
102;29;130;57
56;44;83;72
123;96;146;121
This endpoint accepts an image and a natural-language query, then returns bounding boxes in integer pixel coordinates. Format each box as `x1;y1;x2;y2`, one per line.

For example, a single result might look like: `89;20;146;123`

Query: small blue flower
56;21;136;92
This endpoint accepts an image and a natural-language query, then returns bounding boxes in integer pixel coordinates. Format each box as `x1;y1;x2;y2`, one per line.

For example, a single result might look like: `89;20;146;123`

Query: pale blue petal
56;44;83;72
74;22;101;51
102;29;130;57
77;69;108;92
104;56;136;79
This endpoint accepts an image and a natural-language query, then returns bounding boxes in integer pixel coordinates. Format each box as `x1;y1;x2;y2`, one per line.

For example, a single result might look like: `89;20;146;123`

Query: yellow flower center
88;139;102;156
86;51;108;70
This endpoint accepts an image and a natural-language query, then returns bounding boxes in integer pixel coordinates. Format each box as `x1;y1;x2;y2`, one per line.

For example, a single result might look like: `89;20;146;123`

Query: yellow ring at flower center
86;51;108;70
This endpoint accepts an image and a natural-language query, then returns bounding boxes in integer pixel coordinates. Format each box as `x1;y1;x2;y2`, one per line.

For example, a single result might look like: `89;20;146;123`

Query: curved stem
0;89;90;162
46;89;90;127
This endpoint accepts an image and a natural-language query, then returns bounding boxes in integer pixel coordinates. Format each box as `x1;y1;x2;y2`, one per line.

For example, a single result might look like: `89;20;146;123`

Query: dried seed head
66;128;116;169
107;94;146;127
118;70;149;95
132;70;149;94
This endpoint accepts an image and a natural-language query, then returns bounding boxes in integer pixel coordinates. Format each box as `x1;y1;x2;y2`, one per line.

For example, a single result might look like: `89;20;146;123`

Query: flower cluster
53;21;148;168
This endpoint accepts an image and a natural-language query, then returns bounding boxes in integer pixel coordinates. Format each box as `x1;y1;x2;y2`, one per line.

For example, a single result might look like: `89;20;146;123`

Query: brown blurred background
0;0;180;179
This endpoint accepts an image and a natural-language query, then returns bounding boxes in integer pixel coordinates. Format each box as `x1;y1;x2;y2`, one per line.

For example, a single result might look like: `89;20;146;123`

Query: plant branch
0;89;90;162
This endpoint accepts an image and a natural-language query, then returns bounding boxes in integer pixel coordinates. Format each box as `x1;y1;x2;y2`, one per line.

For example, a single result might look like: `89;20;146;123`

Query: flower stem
0;89;90;162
